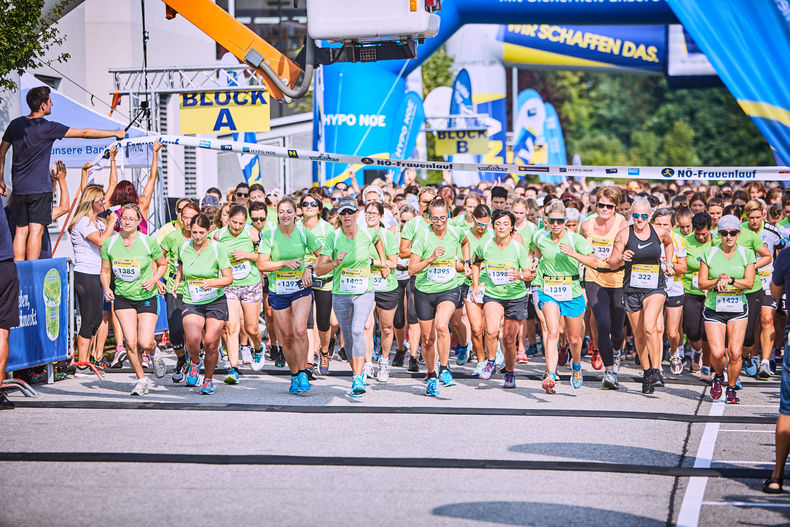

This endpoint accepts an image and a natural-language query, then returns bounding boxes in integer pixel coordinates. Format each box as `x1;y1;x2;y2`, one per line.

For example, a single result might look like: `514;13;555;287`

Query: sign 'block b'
179;90;271;134
434;129;489;156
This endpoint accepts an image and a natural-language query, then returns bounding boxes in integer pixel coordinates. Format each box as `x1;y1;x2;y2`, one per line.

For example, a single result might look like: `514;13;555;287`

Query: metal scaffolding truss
109;64;269;95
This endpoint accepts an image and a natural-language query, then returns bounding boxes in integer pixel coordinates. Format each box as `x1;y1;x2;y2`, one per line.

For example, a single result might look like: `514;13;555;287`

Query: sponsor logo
605;168;618;174
199;140;211;148
517;166;550;173
637;242;653;249
563;167;594;173
477;165;508;173
361;157;374;165
628;168;640;176
559;167;567;173
674;169;757;180
171;138;180;145
661;167;675;178
325;113;386;127
242;146;250;153
310;153;340;162
221;144;232;150
527;108;537;117
287;149;298;158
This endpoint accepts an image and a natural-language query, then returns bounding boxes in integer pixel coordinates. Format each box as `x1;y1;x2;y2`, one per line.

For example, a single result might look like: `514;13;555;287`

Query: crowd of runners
64;147;790;403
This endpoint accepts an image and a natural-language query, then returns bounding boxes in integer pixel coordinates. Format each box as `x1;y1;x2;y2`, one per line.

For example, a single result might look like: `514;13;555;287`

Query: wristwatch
729;276;735;285
464;259;472;265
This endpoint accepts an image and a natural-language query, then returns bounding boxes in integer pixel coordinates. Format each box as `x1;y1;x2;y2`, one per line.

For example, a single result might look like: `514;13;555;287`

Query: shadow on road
507;441;681;466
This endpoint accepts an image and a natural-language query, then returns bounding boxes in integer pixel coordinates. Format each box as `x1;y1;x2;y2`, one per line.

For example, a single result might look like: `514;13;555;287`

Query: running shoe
591;350;603;371
338;346;348;361
407;356;419;372
495;348;505;368
319;352;330;376
601;370;619;390
758;360;773;379
743;357;758;377
289;376;301;394
473;361;486;376
425;377;439;397
305;365;316;381
298;371;311;393
651;368;665;388
152;350;166;378
734;377;743;390
516;349;528;364
200;379;214;395
456;345;470;366
130;378;149;396
392;349;406;367
172;357;187;383
141;353;151;369
251;348;265;371
557;346;571;366
186;361;200;387
541;371;556;394
274;346;286;368
74;366;93;378
110;347;127;369
350;375;366;397
612;350;622;374
700;365;711;382
224;367;239;385
377;360;390;383
641;371;655;394
240;345;253;365
503;371;516;389
363;361;375;384
438;369;456;386
571;368;583;389
479;361;496;380
725;386;740;404
526;344;538;356
710;373;724;400
669;353;684;375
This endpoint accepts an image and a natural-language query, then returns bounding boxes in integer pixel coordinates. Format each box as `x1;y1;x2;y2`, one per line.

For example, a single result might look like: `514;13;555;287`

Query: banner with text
179;90;270;134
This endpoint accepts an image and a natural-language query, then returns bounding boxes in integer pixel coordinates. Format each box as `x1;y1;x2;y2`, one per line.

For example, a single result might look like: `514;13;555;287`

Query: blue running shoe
425;377;439;397
289;376;301;394
700;365;711;381
350;375;366;397
734;376;743;390
200;379;214;395
224;367;239;385
503;371;516;389
571;369;583;389
298;371;311;393
743;358;758;377
455;345;470;366
438;369;456;386
526;344;538;356
186;362;200;386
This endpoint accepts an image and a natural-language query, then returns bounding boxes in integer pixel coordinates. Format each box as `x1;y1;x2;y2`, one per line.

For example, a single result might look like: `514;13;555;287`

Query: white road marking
718;429;774;433
677;402;726;527
702;501;790;508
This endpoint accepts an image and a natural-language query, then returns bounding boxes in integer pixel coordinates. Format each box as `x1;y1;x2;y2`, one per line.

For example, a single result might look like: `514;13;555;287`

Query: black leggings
683;293;707;343
313;288;332;333
165;292;184;348
74;271;102;339
584;281;626;368
743;290;763;348
394;279;409;330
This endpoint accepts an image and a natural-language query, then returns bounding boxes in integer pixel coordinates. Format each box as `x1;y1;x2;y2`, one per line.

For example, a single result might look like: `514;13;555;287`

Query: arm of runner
661;228;676;276
399;237;412;259
205;266;233;289
138;140;161;218
607;228;630;269
313;254;335;277
172;264;182;296
461;236;471;277
755;243;771;269
697;260;724;292
257;252;300;273
471;259;481;299
104;147;118;202
144;255;168;292
409;246;442;276
734;262;756;292
100;259;114;302
374;238;390;278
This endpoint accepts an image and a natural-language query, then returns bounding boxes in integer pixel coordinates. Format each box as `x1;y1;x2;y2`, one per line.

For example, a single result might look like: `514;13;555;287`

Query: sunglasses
177;207;185;214
251;216;267;222
302;201;319;207
335;185;348;191
597;203;616;210
548;217;566;225
430;216;448;223
719;229;740;237
331;197;341;202
474;220;490;227
339;209;356;216
632;213;649;220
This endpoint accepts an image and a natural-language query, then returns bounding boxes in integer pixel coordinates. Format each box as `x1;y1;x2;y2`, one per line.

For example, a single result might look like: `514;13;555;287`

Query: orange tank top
583;216;626;288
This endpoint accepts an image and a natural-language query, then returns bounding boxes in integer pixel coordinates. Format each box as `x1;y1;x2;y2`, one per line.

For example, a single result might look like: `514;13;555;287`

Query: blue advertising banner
8;258;69;371
155;294;169;334
666;0;790;170
389;91;425;184
544;103;567;185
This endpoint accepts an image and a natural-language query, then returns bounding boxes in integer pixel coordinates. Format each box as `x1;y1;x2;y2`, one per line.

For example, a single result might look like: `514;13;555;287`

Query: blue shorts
268;287;312;311
780;337;790;416
537;290;586;318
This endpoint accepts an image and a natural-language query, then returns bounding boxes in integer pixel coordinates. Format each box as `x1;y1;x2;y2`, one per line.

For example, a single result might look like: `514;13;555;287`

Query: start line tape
97;134;789;182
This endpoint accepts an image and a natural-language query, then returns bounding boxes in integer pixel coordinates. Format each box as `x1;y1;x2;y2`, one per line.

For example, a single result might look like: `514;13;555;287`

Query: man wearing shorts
0;207;19;409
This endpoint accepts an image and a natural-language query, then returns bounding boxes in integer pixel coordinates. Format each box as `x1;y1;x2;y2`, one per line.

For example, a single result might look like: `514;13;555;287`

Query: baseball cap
337;197;358;213
201;194;220;208
717;214;741;232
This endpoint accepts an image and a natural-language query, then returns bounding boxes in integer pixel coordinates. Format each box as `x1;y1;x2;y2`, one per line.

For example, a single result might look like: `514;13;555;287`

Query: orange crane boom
162;0;302;101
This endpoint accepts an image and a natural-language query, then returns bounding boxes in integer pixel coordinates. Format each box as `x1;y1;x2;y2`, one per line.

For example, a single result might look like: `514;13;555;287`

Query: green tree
0;0;70;94
660;119;701;165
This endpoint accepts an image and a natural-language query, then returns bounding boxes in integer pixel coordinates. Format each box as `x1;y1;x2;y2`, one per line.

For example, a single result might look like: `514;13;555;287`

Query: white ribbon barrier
93;134;789;182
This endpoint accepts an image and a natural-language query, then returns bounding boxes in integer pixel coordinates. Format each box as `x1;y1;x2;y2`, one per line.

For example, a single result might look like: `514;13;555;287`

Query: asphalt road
1;354;787;527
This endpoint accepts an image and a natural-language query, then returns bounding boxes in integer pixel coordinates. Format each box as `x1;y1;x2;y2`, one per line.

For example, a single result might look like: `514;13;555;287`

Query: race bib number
230;257;251;280
631;264;659;289
543;276;572;301
339;268;370;294
487;262;513;286
372;268;388;291
275;269;302;294
468;284;485;304
692;271;699;290
759;268;771;292
112;257;141;282
427;257;455;284
715;288;744;313
187;278;218;303
591;237;613;261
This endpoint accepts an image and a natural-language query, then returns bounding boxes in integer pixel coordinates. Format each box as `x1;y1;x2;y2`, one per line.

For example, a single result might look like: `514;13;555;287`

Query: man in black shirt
0;86;125;261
